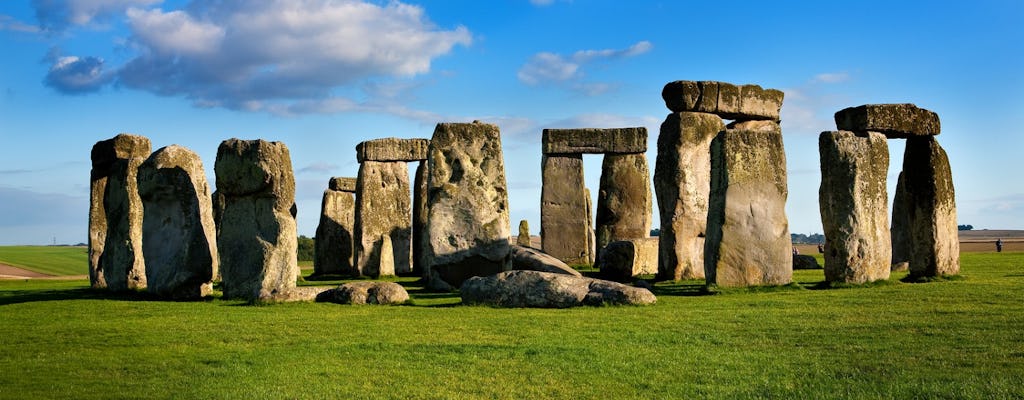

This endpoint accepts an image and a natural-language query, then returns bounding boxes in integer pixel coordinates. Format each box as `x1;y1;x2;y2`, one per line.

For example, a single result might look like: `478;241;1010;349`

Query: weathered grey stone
596;238;658;282
354;161;411;277
541;154;591;265
137;145;217;300
331;281;409;305
259;286;335;303
654;112;724;280
595;153;652;251
793;254;822;270
412;161;429;275
214;138;299;300
355;138;430;162
378;234;396;277
510;245;582;277
891;171;911;270
89;133;151;291
329;177;357;192
705;121;793;287
542;127;647;154
517;220;531;247
662;80;784;121
314;178;356;276
819;131;892;284
903;136;959;277
585;188;595;264
461;270;656;308
424;121;511;289
834;104;940;138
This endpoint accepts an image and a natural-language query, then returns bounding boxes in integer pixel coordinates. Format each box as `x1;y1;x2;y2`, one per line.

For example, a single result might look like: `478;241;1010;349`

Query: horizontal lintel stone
834;104;940;138
542;127;647;154
328;177;357;192
356;138;430;162
662;80;784;121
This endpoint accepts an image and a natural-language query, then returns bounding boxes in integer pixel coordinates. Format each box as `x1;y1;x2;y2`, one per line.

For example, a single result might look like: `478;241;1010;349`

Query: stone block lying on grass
461;270;656;308
509;245;581;277
329;281;410;305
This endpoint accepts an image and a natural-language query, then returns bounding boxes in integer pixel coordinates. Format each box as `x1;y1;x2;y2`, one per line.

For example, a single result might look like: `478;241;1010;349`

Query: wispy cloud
0;14;41;33
0;186;84;227
780;71;855;134
517;41;653;96
297;162;340;174
811;72;850;84
32;0;161;31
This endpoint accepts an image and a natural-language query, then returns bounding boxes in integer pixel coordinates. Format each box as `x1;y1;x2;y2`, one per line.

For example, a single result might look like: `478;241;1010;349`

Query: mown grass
0;246;87;276
0;253;1022;399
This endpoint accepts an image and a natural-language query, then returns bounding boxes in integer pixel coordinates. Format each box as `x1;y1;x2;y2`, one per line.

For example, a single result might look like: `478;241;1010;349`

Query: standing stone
890;172;911;271
540;154;591;265
596;238;659;282
412;162;429;275
424;121;511;289
378;234;396;277
654;112;724;280
137;145;218;299
818;131;891;284
314;177;356;276
517;220;531;247
595;153;652;251
355;161;412;277
89;133;151;291
705;121;792;287
903;136;959;277
584;188;595;264
214;139;299;300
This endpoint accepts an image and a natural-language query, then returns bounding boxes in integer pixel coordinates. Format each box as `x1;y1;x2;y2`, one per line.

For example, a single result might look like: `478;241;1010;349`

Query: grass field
0;246;88;276
1;252;1023;399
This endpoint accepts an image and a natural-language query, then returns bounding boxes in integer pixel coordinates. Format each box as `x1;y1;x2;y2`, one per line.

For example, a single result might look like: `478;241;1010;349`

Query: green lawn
0;253;1022;399
0;246;87;276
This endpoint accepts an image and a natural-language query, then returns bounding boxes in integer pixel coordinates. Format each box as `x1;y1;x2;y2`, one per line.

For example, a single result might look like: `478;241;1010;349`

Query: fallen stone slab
661;80;784;121
356;138;430;162
542;127;647;154
510;245;582;277
793;254;822;270
834;104;940;138
461;270;656;308
329;281;410;305
258;286;335;303
596;238;658;282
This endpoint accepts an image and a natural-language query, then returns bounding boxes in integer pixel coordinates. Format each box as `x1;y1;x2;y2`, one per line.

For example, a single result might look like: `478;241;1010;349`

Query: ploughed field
1;249;1023;398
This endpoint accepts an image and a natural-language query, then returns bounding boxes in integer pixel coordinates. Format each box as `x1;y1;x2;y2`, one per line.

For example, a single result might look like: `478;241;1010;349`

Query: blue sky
0;0;1021;245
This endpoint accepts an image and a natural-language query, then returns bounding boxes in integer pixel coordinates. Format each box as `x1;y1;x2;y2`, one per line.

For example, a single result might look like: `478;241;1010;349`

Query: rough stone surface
137;145;218;299
834;104;940;138
259;286;335;303
890;171;911;270
654;112;724;280
595;153;652;251
461;270;656;308
329;177;357;192
903;137;959;277
662;80;784;121
542;127;647;154
378;234;396;277
412;161;429;275
585;188;595;264
89;133;151;291
517;220;531;247
314;178;355;276
705;121;793;287
510;245;582;277
424;121;512;289
214;138;299;300
819;131;892;284
330;281;410;305
354;161;411;277
356;138;430;162
596;238;659;282
793;254;822;270
540;154;591;265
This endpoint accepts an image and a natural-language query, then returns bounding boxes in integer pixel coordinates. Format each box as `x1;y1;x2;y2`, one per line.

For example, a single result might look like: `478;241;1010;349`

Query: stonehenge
314;177;356;276
596;238;658;282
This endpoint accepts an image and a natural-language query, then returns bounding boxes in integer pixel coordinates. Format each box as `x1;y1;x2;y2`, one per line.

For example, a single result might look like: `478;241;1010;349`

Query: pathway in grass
0;263;51;278
0;246;87;276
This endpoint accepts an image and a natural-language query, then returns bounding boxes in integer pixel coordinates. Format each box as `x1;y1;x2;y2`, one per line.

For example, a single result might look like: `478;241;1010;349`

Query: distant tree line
791;233;825;244
958;224;974;231
298;235;315;261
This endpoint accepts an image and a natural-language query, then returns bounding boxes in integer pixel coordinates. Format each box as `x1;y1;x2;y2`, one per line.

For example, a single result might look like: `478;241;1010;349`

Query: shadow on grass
0;287;174;306
900;274;966;284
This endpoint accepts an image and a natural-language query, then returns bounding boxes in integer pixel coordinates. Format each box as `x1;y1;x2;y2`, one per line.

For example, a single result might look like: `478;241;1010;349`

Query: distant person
817;243;824;254
996;238;1003;253
793;247;799;255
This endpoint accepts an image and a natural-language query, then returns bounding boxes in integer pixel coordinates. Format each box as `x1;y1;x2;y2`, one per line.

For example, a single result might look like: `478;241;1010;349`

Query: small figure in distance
817;243;824;254
996;238;1003;253
792;246;799;255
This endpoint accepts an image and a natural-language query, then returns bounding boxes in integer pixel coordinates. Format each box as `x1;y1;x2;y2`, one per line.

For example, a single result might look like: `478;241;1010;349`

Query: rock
793;254;821;270
517;220;532;247
596;238;658;282
654;112;724;280
540;154;592;265
542;127;647;154
137;145;218;300
315;178;356;276
834;104;940;138
903;136;959;277
595;153;652;251
661;80;784;121
412;161;429;275
355;138;430;162
424;121;512;289
510;245;582;277
259;286;335;303
354;161;412;277
818;131;892;284
704;121;793;287
89;133;151;291
378;234;395;277
214;138;299;301
460;270;656;308
890;171;911;269
330;281;409;305
584;188;595;264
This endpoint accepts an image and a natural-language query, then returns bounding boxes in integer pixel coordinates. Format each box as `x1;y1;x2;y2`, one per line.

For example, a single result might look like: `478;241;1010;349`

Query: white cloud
125;7;224;55
298;162;341;174
44;54;111;94
529;0;556;5
33;0;161;30
517;41;652;95
0;14;41;33
811;72;850;84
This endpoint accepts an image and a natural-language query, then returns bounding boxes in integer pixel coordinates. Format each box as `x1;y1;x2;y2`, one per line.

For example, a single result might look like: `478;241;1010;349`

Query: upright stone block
541;154;591;265
137;145;218;299
903;136;959;277
424;121;511;289
584;188;595;264
818;131;892;284
704;121;792;287
834;104;940;138
597;238;659;282
595;153;652;251
314;177;356;276
378;234;395;277
517;220;531;247
355;161;412;277
356;138;430;162
662;80;784;121
214;139;299;300
542;128;647;154
412;161;429;275
890;172;911;271
89;133;151;291
654;112;724;280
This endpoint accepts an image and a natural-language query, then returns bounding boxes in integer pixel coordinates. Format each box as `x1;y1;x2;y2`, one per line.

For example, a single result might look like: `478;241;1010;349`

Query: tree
958;224;974;231
297;235;315;261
